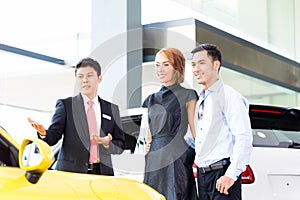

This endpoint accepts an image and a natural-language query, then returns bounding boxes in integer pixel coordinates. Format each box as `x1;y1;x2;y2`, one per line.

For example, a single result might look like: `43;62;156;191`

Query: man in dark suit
28;57;125;176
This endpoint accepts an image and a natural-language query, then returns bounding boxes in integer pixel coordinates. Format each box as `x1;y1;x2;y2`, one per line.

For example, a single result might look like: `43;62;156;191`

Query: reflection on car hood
0;168;83;199
0;168;164;199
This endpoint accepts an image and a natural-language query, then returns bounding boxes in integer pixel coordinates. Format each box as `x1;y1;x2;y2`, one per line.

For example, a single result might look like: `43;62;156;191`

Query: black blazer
39;93;125;175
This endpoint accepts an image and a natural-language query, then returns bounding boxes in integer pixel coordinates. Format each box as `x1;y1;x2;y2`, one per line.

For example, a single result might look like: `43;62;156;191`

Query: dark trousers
87;163;101;175
197;164;241;200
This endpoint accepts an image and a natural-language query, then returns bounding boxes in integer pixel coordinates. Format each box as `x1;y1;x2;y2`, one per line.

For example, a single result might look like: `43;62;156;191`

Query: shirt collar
200;79;223;99
207;79;223;92
81;94;98;105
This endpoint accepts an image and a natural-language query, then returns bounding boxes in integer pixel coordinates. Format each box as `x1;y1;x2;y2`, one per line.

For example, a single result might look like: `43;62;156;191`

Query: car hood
0;167;164;200
0;167;84;199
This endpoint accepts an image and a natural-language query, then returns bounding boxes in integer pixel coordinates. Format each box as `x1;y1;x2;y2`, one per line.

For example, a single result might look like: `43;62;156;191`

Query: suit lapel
99;97;110;137
72;94;90;149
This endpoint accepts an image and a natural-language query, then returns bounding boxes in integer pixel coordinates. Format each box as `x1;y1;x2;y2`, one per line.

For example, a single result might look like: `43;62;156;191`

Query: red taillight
241;165;255;184
193;163;198;178
250;108;282;115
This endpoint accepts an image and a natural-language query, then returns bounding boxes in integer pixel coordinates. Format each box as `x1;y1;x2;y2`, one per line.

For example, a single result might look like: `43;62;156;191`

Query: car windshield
250;105;300;149
0;126;19;167
253;129;300;148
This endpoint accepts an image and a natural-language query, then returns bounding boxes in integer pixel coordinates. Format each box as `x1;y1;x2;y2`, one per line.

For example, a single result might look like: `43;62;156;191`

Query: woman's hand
145;140;151;154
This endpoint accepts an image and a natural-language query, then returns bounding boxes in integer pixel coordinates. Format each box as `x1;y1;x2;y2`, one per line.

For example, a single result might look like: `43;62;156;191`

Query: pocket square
102;113;111;120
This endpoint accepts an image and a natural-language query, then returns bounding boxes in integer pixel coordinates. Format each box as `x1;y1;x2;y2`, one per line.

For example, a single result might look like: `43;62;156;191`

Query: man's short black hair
75;57;101;76
191;43;222;66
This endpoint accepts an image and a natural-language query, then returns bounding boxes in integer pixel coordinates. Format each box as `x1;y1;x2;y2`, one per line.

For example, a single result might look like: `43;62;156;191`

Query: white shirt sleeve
224;90;253;180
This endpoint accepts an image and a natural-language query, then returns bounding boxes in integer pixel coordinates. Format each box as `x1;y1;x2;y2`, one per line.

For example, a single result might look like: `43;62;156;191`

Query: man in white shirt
191;44;253;199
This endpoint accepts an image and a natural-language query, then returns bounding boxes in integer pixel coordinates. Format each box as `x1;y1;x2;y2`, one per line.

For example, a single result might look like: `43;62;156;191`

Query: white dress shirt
194;79;253;181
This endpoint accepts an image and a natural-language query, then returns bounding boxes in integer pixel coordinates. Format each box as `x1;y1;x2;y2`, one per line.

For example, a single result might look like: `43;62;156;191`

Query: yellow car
0;126;165;200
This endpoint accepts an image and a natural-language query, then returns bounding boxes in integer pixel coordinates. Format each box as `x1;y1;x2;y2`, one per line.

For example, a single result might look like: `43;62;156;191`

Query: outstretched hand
27;117;47;136
91;133;112;146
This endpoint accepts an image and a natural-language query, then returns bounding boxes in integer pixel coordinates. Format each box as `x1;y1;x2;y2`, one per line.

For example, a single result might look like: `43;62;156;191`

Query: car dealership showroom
1;0;300;199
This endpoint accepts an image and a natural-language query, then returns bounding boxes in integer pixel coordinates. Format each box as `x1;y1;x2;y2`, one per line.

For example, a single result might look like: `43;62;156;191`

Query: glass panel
163;0;299;62
253;129;300;148
0;0;91;59
219;68;300;107
0;50;74;112
143;62;300;107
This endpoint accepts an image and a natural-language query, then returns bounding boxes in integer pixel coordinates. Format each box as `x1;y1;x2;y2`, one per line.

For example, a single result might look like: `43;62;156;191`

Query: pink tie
87;100;98;163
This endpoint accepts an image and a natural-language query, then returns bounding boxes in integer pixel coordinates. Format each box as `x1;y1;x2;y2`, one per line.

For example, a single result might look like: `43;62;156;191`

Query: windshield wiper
288;142;300;149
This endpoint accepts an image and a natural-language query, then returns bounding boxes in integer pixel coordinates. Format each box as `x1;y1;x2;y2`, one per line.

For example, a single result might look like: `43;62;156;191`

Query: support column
91;0;142;109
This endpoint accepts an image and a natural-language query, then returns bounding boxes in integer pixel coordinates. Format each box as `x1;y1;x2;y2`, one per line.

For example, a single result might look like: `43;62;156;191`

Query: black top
143;84;198;141
142;84;199;200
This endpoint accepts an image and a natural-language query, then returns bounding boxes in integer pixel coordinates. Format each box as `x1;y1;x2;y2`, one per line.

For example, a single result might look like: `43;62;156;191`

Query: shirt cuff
225;165;243;181
39;134;46;139
38;131;46;139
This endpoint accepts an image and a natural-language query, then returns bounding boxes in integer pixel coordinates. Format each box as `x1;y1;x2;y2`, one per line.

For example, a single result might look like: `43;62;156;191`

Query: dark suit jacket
38;93;125;175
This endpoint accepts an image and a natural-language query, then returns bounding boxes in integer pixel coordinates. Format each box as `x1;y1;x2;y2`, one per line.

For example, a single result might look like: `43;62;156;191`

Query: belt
87;162;100;171
198;158;230;173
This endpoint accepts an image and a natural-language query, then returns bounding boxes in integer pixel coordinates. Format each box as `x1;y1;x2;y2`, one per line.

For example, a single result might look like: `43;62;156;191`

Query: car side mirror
19;138;54;184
